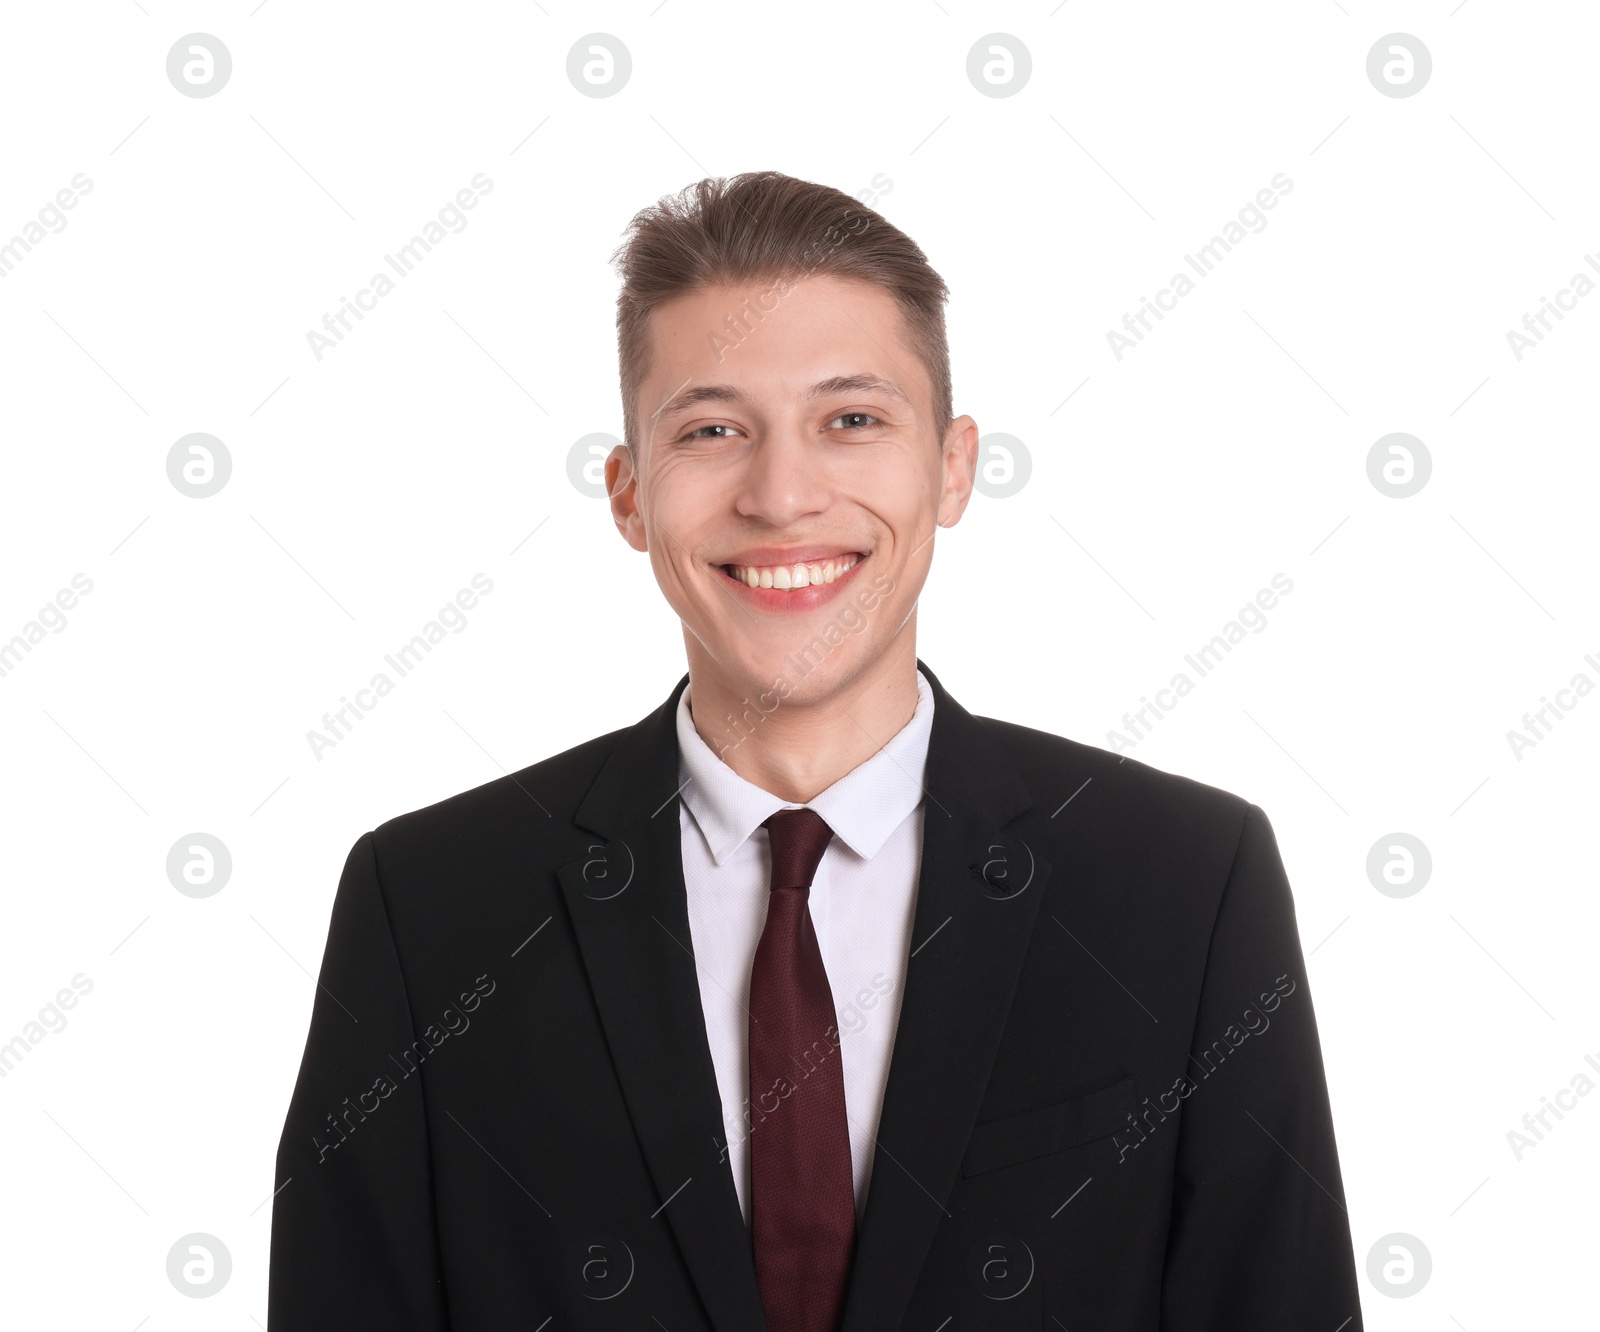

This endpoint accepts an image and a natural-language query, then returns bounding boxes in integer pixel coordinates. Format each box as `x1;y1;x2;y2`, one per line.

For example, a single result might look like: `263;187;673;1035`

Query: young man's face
607;273;977;710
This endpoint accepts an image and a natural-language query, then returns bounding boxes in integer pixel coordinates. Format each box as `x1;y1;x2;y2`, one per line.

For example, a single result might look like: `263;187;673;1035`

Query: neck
685;626;920;803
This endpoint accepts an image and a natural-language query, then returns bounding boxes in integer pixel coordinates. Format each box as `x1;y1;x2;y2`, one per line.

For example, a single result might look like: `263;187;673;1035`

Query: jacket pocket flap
962;1076;1135;1177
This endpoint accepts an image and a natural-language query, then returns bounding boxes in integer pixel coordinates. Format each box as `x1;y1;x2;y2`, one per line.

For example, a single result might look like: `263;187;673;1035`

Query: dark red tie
748;808;856;1332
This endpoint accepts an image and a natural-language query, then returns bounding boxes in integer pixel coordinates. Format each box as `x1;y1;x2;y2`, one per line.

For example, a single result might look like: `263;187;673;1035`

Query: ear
935;414;979;528
605;445;649;552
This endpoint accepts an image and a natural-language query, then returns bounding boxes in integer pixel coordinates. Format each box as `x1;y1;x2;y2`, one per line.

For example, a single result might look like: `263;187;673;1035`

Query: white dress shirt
675;670;934;1224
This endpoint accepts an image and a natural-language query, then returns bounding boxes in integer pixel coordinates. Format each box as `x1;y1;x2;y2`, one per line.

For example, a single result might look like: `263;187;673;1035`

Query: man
270;171;1364;1330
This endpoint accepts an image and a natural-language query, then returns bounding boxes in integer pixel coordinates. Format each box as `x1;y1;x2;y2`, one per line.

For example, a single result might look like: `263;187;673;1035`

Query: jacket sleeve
1159;803;1364;1330
268;832;451;1330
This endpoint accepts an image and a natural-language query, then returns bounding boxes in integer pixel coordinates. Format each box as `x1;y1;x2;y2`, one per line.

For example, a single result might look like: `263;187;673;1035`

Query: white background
1;2;1595;1327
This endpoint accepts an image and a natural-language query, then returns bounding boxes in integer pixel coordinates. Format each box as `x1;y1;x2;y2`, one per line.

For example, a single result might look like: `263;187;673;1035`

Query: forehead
641;274;928;412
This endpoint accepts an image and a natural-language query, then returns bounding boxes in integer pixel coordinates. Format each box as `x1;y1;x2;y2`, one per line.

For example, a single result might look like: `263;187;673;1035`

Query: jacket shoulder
973;715;1278;949
365;721;632;861
975;713;1257;855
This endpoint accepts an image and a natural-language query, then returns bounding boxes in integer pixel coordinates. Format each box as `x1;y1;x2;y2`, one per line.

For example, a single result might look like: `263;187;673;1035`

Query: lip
717;545;865;567
715;550;868;612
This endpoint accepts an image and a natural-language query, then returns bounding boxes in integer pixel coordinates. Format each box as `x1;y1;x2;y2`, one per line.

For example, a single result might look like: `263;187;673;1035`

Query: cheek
865;493;937;561
639;470;696;548
861;451;943;517
641;485;719;600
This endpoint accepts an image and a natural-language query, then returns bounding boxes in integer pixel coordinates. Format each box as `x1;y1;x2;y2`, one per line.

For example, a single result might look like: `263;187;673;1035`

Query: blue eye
684;424;738;440
831;412;879;429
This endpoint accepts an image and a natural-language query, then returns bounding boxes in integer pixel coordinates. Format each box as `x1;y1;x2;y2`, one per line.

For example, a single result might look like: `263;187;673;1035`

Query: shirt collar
675;670;935;866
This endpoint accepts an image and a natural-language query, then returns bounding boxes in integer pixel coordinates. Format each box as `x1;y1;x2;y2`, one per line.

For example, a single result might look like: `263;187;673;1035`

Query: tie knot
762;807;834;892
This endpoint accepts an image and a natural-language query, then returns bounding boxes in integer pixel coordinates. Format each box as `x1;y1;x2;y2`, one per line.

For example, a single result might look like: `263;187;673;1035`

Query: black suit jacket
269;663;1364;1330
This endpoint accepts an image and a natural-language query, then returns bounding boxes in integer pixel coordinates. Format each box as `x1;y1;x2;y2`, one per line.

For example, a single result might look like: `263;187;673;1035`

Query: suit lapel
838;664;1049;1332
552;666;1047;1332
554;678;769;1332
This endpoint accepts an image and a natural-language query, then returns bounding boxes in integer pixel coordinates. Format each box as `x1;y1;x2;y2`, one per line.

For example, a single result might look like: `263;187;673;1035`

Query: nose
734;426;831;528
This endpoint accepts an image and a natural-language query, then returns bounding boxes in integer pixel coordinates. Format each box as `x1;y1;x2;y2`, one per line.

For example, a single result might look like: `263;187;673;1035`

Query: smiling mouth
720;553;862;590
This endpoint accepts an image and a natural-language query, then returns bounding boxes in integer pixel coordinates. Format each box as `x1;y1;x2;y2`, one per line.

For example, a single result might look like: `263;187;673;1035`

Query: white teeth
727;554;861;589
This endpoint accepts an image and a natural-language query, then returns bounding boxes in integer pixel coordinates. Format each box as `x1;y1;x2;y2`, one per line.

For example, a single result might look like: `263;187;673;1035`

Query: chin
767;643;874;706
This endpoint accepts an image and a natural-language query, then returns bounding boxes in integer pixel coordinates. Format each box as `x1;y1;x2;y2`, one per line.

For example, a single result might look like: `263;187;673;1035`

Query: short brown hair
609;171;952;455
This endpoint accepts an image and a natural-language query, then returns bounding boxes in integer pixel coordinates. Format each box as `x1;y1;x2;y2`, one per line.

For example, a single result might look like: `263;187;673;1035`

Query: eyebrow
654;373;911;424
